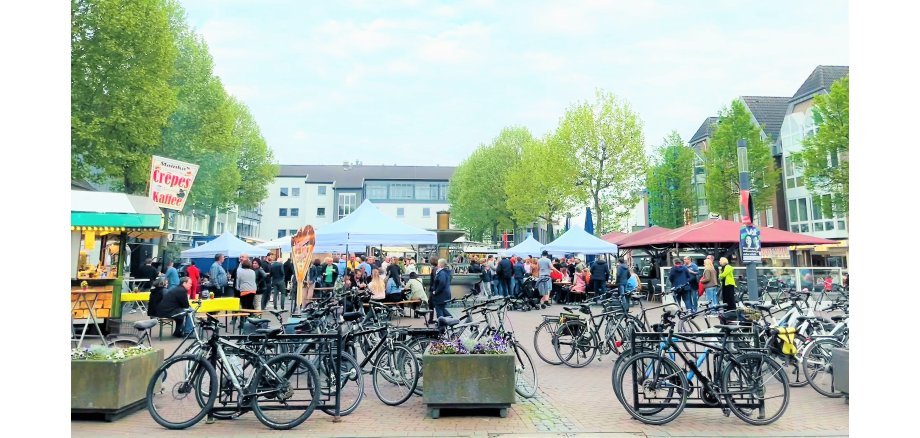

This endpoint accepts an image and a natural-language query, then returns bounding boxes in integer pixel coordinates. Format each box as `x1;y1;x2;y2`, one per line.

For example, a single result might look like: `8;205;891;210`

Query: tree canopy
793;75;849;216
556;89;647;235
647;131;697;228
703;99;780;218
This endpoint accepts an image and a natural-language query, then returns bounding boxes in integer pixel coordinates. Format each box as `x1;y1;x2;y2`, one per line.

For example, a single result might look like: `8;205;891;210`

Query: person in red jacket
186;263;201;299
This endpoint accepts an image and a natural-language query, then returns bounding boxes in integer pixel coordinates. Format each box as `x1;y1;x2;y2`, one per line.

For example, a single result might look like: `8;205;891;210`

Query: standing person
164;261;180;289
387;257;403;287
158;276;193;337
283;256;294;294
306;259;322;302
270;255;287;310
347;254;359;272
426;258;439;324
613;258;629;308
404;258;417;275
668;259;692;311
237;260;258;312
137;258;160;291
431;259;453;319
253;259;270;309
209;255;228;299
702;258;720;308
322;256;338;290
468;258;482;274
186;262;200;300
719;257;737;310
480;262;494;297
522;256;532;277
512;257;525;297
358;257;372;276
536;251;554;306
336;256;347;277
381;257;391;274
235;253;250;299
683;257;700;313
589;257;610;302
497;255;513;298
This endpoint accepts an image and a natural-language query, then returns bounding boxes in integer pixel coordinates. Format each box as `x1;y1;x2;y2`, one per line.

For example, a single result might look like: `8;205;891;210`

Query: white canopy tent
314;200;437;247
500;234;545;257
180;232;269;258
541;226;618;255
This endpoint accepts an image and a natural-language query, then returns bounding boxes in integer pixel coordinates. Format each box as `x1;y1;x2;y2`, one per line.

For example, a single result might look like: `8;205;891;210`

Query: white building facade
258;164;455;241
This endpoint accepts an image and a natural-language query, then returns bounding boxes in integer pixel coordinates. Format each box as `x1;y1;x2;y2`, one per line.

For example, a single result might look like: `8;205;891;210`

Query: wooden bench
380;299;423;318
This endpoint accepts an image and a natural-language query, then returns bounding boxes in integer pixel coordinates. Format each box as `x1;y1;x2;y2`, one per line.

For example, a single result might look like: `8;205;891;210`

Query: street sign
740;226;761;263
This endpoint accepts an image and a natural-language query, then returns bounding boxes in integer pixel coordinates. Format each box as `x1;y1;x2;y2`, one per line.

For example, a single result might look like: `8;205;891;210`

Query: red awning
618;219;837;249
615;226;673;247
601;231;628;244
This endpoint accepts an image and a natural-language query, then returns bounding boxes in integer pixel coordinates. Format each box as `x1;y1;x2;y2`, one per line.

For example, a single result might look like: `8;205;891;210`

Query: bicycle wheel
613;352;687;425
802;338;845;398
319;352;364;416
405;337;432;396
554;320;597;368
513;342;538;398
146;354;216;430
250;354;320;430
533;319;563;365
721;353;790;425
372;344;419;406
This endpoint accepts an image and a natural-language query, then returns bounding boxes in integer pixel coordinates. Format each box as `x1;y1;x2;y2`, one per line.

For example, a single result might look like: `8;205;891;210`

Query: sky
180;0;848;167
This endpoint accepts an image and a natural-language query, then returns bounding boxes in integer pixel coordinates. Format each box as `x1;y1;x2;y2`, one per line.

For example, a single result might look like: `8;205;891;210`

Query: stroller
510;276;542;311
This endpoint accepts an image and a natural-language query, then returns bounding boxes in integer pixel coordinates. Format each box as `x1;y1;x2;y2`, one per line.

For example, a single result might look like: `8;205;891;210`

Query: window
290;208;299;217
791;225;799;233
277;229;286;238
338;193;357;219
415;184;434;200
366;184;387;199
396;207;405;217
812;198;824;221
217;222;224;234
814;222;824;231
766;207;774;227
390;184;414;200
437;183;449;200
838;220;846;230
291;187;300;197
289;229;297;235
279;208;288;217
317;186;326;196
317;207;326;218
422;207;431;217
825;221;834;230
280;187;289;197
800;223;809;232
788;200;798;222
798;199;808;221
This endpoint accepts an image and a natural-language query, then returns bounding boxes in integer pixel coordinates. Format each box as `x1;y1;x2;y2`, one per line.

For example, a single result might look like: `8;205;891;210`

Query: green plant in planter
427;334;508;355
72;345;153;361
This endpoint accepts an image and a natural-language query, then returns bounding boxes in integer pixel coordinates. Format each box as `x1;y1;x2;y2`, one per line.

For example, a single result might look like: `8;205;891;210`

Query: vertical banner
291;225;316;309
149;155;200;211
740;225;761;263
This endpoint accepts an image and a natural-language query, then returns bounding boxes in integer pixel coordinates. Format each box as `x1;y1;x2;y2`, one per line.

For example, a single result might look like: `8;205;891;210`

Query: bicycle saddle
254;327;283;337
753;304;773;312
437;316;461;327
831;315;846;322
714;324;744;332
406;328;440;336
342;311;363;322
742;300;761;307
247;317;271;326
134;319;158;330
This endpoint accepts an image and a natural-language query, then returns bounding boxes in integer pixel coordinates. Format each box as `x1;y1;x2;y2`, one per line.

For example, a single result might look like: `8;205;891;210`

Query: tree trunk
592;192;602;237
208;208;218;235
546;221;554;243
158;210;171;262
492;223;498;245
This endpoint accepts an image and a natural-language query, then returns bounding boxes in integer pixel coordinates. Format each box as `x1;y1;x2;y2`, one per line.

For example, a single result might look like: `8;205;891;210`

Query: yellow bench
192;297;241;313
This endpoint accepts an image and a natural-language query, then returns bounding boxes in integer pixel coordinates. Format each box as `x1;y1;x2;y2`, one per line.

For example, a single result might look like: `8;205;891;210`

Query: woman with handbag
701;258;720;307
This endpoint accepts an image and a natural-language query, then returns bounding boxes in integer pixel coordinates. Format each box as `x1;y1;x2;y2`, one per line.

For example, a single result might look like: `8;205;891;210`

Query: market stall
71;190;164;346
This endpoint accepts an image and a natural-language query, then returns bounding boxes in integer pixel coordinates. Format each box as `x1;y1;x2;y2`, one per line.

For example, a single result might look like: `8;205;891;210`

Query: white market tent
256;236;345;254
541;226;618;255
181;231;269;258
501;235;545;257
314;200;437;247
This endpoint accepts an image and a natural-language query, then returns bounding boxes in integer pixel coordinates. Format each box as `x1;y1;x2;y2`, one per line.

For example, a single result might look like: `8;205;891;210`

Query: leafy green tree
448;127;528;241
703;99;781;218
505;134;584;240
556;89;647;234
647;131;697;228
793;76;849;216
71;0;179;193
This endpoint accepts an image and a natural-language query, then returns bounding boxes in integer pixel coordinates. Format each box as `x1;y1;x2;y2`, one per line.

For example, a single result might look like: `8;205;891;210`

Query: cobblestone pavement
72;301;849;437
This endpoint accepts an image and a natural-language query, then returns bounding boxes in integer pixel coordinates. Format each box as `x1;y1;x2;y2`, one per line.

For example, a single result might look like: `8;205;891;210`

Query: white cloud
522;52;566;72
292;130;310;141
417;22;492;64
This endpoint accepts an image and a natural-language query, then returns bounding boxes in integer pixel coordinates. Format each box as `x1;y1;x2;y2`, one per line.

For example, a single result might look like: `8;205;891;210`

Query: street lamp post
737;139;759;301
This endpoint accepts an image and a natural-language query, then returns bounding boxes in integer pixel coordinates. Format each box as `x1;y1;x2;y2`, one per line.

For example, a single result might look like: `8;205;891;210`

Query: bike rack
626;329;768;411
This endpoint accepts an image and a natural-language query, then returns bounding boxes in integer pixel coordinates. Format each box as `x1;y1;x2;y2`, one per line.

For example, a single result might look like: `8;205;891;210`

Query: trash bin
832;348;849;402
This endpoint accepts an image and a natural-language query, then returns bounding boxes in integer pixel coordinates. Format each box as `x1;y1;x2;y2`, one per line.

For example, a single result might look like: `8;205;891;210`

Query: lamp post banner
291;225;316;309
740;225;761;263
148;155;199;211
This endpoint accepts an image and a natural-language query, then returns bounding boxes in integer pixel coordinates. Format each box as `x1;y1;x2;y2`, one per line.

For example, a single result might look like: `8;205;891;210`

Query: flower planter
71;349;164;421
422;352;515;418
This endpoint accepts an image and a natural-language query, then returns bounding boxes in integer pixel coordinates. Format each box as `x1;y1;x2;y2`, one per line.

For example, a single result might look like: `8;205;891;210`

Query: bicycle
613;311;790;426
146;313;321;430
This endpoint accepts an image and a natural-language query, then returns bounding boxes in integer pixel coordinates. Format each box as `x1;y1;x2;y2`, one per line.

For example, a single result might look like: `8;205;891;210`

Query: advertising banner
149;155;199;211
291;225;316;308
740;226;762;263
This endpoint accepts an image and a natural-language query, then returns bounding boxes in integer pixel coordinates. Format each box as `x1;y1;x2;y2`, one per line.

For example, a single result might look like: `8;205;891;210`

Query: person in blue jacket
431;259;453;319
668;259;693;311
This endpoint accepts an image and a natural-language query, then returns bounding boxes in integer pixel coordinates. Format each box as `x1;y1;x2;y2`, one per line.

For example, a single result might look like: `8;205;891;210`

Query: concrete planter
71;349;164;420
422;352;515;418
832;348;849;401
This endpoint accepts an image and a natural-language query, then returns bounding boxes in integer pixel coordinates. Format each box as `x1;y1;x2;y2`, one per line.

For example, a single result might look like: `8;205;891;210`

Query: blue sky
180;0;848;167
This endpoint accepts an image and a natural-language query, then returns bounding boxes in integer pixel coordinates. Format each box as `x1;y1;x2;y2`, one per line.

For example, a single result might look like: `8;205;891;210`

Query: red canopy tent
614;226;673;247
601;231;628;244
618;219;837;249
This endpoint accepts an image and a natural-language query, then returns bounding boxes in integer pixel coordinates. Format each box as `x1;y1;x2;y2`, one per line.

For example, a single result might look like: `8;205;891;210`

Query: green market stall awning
71;190;164;229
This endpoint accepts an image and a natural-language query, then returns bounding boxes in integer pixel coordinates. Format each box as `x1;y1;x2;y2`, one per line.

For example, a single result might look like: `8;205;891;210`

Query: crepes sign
291;225;316;308
149;155;199;211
